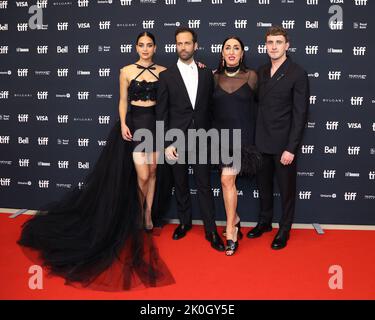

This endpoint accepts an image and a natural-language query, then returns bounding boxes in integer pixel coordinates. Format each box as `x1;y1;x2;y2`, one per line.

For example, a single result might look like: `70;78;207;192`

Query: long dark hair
216;36;247;74
136;32;156;45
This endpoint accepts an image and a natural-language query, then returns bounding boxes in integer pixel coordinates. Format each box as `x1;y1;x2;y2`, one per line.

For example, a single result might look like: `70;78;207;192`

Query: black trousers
256;153;297;231
170;150;217;234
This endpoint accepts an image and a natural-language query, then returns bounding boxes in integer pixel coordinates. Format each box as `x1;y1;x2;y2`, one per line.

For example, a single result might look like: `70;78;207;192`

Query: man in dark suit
156;27;224;252
247;26;309;249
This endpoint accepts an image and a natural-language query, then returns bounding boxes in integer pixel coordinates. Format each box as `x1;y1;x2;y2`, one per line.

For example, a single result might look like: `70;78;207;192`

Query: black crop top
128;63;159;102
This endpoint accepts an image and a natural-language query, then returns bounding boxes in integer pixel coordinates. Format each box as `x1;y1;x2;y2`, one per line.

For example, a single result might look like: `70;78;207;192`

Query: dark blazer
255;58;309;155
156;63;214;147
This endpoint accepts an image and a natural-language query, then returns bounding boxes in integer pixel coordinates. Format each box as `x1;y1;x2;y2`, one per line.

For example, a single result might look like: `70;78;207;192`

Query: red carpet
0;214;374;300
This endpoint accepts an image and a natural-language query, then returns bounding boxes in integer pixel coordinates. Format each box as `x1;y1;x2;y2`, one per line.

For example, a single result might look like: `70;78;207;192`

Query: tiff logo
347;146;360;155
38;137;49;145
211;44;222;53
257;44;267;54
212;188;221;197
369;171;375;180
350;96;363;106
142;20;155;29
258;0;270;4
0;136;10;144
57;115;69;123
38;180;49;188
78;0;89;7
0;1;8;9
353;46;366;56
234;20;247;28
18;114;29;122
19;159;30;167
120;0;132;5
305;45;318;54
78;138;89;147
98;116;110;124
99;21;110;30
57;22;69;31
0;178;11;186
57;69;68;77
326;121;339;130
78;92;89;100
37;46;48;54
301;145;314;154
282;20;295;29
37;91;48;100
211;0;222;3
299;191;312;200
323;170;336;179
307;0;318;4
58;161;69;169
328;71;341;80
354;0;367;5
36;0;47;8
0;91;9;99
310;95;317;104
18;69;29;77
0;46;9;54
344;192;356;201
188;20;201;28
78;45;89;54
121;44;132;53
165;44;176;53
17;23;28;31
99;68;110;77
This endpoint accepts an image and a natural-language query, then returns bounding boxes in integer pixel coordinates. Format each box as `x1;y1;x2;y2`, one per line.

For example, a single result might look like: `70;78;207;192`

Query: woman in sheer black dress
212;37;262;256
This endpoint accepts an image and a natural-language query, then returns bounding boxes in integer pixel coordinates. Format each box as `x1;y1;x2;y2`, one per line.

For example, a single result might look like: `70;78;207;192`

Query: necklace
224;68;240;77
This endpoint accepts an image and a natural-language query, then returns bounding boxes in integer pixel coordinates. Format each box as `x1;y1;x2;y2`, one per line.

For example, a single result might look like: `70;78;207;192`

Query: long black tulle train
18;121;175;291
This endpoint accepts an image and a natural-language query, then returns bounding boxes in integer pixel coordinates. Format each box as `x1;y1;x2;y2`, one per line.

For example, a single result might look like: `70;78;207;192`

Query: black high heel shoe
222;221;243;239
225;227;239;256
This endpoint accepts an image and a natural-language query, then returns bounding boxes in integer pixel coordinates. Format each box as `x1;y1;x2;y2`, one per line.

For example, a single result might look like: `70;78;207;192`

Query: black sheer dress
212;69;262;175
17;64;175;291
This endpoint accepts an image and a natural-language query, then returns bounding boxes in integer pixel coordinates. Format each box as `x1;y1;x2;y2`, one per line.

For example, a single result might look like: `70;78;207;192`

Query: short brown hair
265;26;289;43
175;27;197;43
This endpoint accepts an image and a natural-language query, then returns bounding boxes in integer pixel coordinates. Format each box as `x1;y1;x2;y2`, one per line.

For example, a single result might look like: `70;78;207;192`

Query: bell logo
78;162;90;169
323;170;336;179
299;191;312;200
234;20;247;28
188;20;200;29
324;146;337;154
142;20;155;29
305;21;319;29
344;192;356;201
347;146;360;155
18;137;29;144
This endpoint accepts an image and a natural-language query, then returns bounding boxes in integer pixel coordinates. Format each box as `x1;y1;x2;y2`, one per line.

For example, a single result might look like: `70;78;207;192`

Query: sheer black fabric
213;70;262;175
128;64;159;102
18;121;174;291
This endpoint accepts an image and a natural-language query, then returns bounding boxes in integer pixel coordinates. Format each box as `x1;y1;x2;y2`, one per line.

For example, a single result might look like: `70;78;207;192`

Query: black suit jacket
255;58;309;155
156;63;214;148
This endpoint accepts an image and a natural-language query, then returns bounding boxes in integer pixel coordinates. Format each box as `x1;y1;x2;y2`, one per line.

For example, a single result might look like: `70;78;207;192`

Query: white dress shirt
177;59;199;109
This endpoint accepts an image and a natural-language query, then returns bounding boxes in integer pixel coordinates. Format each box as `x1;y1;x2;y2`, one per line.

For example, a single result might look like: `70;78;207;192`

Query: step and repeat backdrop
0;0;374;225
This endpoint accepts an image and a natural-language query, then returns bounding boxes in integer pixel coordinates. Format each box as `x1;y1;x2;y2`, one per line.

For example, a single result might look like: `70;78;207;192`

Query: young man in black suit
156;27;224;252
247;26;309;249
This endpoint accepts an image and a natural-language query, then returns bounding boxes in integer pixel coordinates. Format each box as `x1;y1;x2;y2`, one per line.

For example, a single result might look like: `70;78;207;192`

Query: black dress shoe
271;229;290;250
205;231;225;252
246;223;272;238
172;224;192;240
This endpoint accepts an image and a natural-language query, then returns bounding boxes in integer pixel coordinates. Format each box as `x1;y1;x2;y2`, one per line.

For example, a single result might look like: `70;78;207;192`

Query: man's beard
178;50;194;61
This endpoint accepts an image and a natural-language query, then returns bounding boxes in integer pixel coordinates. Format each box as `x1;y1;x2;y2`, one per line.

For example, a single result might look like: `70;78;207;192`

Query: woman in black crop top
18;32;175;291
